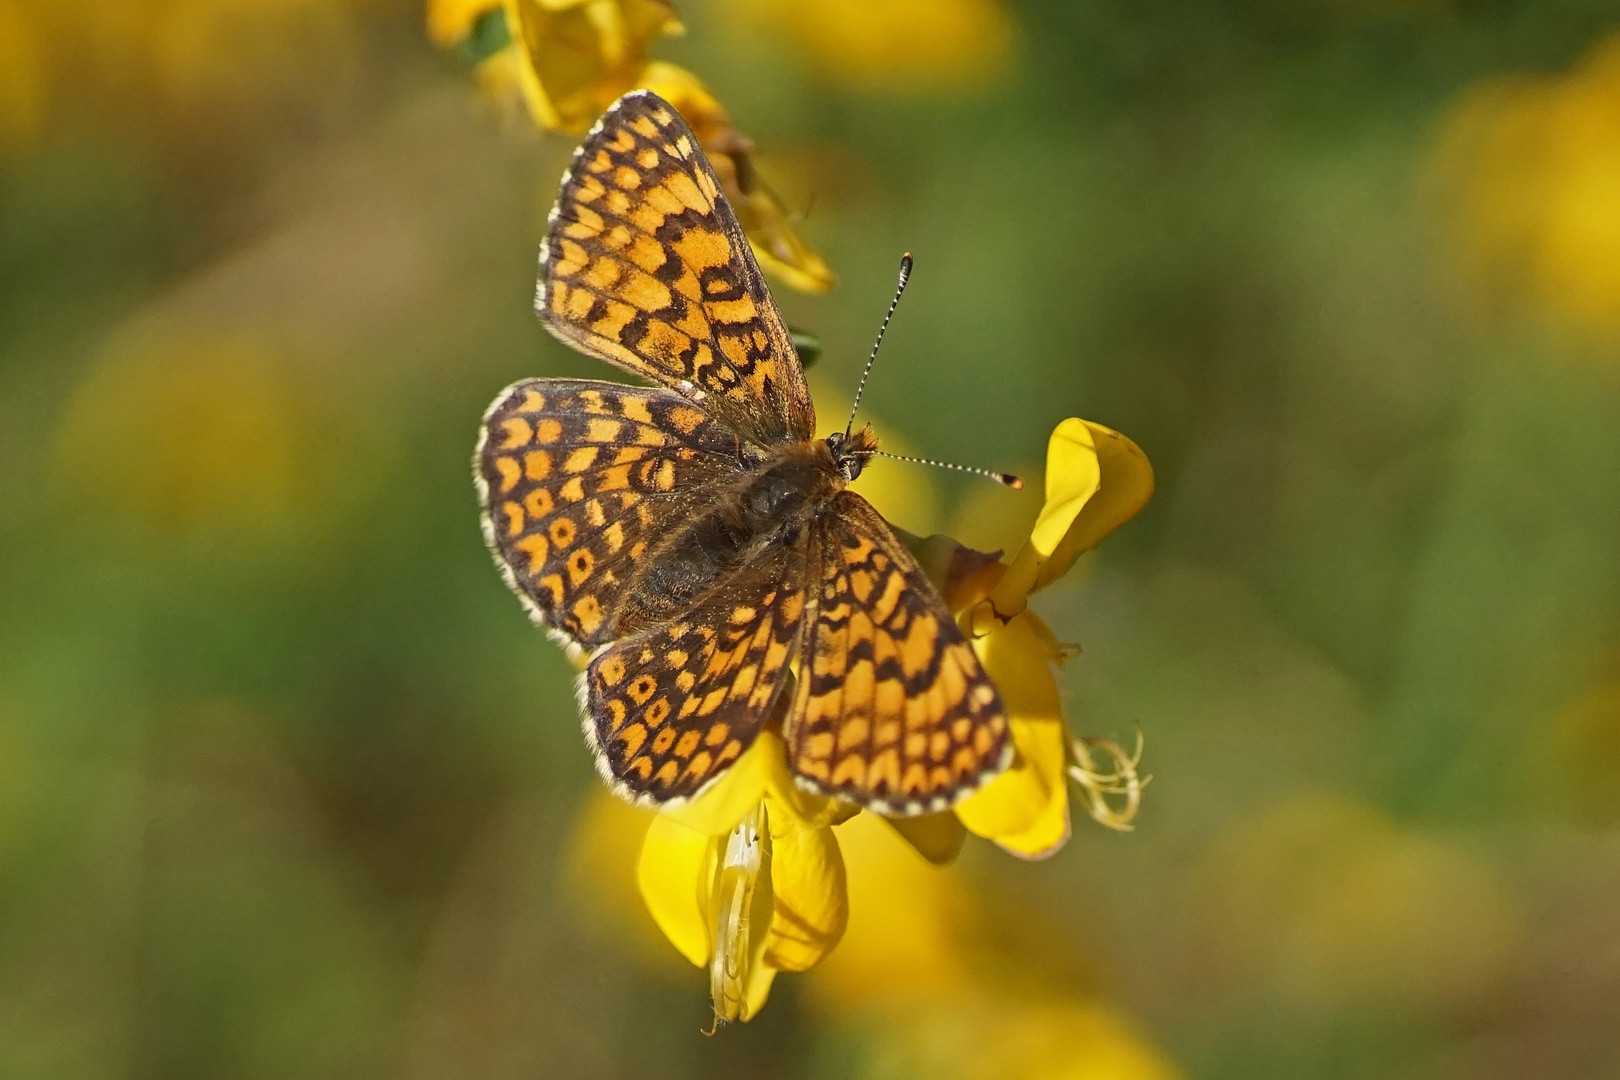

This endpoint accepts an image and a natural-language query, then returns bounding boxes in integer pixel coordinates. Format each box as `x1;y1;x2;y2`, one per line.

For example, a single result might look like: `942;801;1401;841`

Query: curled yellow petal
956;717;1071;859
763;820;848;971
988;418;1101;619
659;732;774;836
954;611;1071;856
636;813;715;967
1034;420;1153;593
987;419;1153;619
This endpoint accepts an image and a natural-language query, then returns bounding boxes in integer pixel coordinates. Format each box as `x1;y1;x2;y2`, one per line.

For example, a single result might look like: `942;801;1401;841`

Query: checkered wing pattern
787;492;1012;814
475;378;750;649
583;533;813;804
537;89;815;448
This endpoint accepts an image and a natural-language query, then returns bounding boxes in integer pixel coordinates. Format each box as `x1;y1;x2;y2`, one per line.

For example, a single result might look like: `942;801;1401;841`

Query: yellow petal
636;61;733;148
984;736;1073;861
955;717;1070;858
636;814;715;967
502;0;682;133
739;961;778;1022
883;810;967;866
954;612;1071;856
763;821;848;971
988;419;1101;618
1033;421;1154;593
987;419;1152;619
758;729;852;829
659;732;774;836
802;812;974;1012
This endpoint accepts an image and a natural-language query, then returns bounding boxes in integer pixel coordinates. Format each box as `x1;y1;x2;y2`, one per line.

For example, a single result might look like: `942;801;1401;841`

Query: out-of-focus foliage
4;0;1620;1077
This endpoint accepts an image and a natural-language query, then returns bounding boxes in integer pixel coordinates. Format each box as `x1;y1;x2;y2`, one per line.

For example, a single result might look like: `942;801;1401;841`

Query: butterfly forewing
538;90;815;448
476;378;750;648
584;532;814;804
788;492;1012;814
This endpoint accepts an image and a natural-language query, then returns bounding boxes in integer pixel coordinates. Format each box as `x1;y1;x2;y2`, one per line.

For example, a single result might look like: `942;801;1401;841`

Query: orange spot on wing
500;418;532;449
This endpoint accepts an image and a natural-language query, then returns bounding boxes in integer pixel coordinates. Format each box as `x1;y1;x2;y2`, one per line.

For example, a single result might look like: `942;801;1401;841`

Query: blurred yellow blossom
427;0;836;292
148;0;361;110
0;1;45;147
52;328;385;551
809;813;1183;1080
1533;679;1620;826
431;0;682;132
1197;792;1520;1010
1430;33;1620;343
5;0;371;126
718;0;1017;94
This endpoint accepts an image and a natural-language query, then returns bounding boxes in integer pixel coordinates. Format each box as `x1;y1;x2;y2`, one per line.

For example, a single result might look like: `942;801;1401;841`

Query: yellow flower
427;0;836;292
933;419;1155;860
718;0;1017;94
1429;32;1620;343
636;729;854;1026
0;1;45;148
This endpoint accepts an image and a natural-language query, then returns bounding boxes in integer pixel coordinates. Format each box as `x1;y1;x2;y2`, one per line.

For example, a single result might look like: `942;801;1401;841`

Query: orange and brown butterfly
474;90;1011;815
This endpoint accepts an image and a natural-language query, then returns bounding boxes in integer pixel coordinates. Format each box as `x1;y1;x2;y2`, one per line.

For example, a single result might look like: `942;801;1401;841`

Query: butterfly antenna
873;450;1023;489
844;252;913;438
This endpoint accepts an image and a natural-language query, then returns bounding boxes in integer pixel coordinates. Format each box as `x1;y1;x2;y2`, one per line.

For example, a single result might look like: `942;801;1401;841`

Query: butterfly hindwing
475;378;751;648
583;532;814;804
787;492;1012;814
538;90;815;448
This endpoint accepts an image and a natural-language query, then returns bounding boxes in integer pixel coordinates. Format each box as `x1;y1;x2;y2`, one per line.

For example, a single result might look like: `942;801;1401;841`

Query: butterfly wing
582;530;814;805
787;492;1012;814
475;378;754;649
538;90;815;448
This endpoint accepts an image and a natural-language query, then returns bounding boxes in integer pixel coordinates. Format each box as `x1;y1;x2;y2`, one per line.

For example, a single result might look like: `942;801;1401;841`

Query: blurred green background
4;0;1620;1077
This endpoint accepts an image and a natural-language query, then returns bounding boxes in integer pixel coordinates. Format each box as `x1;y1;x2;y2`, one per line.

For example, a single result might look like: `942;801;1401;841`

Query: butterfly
474;90;1011;815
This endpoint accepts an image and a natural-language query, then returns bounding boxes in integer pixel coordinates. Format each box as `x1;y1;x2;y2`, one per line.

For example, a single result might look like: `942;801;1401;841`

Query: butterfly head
826;423;880;483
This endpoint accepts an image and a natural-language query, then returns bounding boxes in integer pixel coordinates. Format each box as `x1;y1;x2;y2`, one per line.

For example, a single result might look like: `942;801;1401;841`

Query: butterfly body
477;91;1010;815
608;426;874;635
